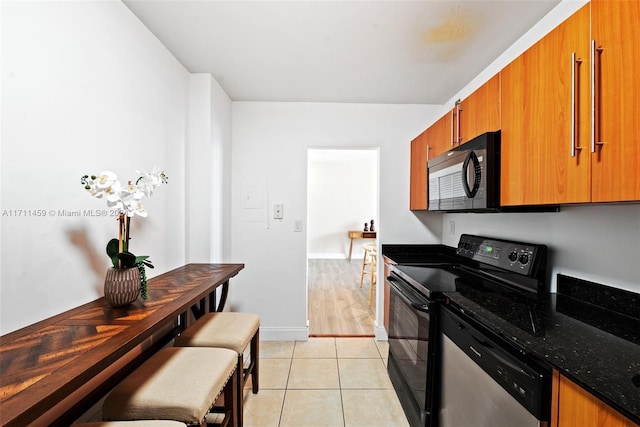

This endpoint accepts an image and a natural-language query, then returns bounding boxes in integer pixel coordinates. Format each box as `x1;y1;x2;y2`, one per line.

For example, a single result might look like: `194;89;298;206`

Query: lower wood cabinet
551;370;639;427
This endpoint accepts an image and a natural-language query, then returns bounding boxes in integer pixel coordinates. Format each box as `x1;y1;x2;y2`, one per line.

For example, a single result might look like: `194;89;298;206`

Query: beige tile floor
239;337;410;427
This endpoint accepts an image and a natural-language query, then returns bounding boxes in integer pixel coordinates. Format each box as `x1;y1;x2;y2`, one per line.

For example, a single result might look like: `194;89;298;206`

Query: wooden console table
0;263;244;427
347;230;377;261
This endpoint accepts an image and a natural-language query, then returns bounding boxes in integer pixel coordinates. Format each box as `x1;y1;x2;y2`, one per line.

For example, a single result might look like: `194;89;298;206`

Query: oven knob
508;251;518;262
519;254;530;265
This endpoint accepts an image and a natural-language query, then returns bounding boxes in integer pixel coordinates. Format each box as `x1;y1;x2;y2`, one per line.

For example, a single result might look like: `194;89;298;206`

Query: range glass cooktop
452;272;546;337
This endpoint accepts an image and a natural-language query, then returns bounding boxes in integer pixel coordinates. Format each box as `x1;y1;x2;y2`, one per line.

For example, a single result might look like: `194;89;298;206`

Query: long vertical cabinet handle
571;52;583;157
591;40;605;152
456;101;462;143
450;108;455;146
427;144;431;161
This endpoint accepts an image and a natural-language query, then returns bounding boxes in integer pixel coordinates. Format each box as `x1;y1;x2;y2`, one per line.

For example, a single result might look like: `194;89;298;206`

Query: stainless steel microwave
427;131;500;212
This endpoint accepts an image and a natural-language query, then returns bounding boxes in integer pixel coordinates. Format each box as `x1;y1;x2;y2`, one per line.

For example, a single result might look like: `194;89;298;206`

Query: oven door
387;273;438;427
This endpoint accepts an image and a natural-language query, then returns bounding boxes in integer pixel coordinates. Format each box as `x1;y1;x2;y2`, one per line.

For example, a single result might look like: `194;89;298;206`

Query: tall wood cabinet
551;371;639;427
501;4;591;205
590;0;640;202
501;1;640;206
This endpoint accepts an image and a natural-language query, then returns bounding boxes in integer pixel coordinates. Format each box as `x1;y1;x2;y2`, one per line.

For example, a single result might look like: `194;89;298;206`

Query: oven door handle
388;277;430;313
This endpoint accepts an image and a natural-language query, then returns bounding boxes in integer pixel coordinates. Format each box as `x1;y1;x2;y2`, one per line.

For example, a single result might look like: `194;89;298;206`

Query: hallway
307;259;376;336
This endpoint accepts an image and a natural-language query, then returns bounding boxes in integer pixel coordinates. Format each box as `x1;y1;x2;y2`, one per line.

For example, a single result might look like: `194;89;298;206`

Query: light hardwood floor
308;259;376;336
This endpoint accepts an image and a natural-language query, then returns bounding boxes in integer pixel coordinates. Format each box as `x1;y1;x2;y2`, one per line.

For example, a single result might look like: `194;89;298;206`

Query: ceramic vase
104;267;140;307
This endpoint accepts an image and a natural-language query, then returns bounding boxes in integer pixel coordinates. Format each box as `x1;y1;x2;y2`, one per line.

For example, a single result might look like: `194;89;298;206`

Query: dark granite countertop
382;245;640;425
445;288;640;425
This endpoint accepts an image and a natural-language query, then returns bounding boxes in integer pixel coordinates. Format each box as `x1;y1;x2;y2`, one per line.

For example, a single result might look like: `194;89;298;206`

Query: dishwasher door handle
471;334;536;380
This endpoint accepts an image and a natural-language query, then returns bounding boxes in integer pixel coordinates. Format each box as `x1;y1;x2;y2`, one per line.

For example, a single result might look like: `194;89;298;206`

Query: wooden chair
360;243;377;305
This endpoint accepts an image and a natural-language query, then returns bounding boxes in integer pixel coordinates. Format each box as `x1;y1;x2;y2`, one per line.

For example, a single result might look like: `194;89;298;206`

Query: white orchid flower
126;200;148;217
136;167;168;197
96;171;118;189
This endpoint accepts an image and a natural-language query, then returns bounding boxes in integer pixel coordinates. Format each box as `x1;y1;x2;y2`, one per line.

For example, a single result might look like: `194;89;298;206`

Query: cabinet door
409;114;451;211
552;371;638;427
501;5;591;206
428;112;453;157
590;0;640;202
410;129;429;210
459;73;501;145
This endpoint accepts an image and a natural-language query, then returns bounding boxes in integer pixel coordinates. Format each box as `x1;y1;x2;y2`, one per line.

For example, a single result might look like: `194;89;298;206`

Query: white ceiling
123;0;560;105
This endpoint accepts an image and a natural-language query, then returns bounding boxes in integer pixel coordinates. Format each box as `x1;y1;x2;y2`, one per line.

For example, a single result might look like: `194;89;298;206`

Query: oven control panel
456;234;546;277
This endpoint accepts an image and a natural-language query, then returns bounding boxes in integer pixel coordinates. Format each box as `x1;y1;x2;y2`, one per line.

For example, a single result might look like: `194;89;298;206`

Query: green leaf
106;238;120;268
117;251;137;268
134;255;154;269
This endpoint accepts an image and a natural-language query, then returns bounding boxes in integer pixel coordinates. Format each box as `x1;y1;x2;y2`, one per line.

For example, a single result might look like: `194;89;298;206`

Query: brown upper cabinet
455;74;501;146
501;0;640;206
590;0;640;202
409;114;451;210
410;129;429;210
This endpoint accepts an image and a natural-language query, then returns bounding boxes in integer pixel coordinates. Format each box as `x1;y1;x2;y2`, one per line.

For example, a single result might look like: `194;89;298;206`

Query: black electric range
385;234;549;427
385;236;640;426
391;234;548;336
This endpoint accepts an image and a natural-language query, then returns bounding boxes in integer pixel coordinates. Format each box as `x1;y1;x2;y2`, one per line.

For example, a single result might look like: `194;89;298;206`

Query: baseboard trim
307;253;364;260
309;333;375;338
374;322;388;341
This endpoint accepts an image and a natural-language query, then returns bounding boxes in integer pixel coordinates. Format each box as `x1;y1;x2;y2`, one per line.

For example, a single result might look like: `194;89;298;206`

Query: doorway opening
306;148;379;337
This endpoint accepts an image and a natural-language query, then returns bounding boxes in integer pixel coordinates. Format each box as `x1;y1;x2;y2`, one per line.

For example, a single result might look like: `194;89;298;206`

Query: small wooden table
0;263;243;427
347;230;377;261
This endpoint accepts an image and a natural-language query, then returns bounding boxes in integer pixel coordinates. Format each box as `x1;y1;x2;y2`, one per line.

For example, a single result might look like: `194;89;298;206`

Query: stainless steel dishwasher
439;307;550;427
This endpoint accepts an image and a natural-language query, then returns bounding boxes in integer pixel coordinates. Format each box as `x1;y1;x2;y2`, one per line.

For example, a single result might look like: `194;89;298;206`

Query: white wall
0;1;191;334
187;74;233;263
230;102;443;339
307;149;378;259
443;205;640;294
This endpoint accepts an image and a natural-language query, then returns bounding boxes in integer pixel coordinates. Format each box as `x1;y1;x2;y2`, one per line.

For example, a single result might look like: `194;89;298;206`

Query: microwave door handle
461;151;481;198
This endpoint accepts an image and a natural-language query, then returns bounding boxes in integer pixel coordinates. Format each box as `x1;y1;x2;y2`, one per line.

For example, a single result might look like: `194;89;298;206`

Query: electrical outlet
274;204;283;219
449;221;455;235
294;220;302;232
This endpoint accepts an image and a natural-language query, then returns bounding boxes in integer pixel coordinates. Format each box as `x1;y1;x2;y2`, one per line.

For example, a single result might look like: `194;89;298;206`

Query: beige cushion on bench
76;422;187;426
102;347;236;425
174;312;259;353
